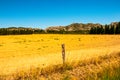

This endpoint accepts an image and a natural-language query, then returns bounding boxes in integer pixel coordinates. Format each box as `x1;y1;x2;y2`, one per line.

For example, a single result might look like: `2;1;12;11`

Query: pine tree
90;27;94;34
100;25;104;34
109;25;115;34
105;25;110;34
115;22;120;34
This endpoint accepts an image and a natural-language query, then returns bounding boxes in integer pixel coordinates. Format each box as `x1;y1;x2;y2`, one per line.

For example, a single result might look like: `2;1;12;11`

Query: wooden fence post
62;44;65;64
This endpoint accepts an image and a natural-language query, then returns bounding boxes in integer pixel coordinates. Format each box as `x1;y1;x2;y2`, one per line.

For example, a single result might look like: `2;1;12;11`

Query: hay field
0;34;120;75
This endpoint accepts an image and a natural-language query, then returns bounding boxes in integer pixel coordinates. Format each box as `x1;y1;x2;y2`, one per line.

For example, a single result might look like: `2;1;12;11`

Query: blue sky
0;0;120;28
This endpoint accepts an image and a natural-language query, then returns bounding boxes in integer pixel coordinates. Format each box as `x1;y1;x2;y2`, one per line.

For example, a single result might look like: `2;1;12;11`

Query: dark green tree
109;25;115;34
96;26;100;34
100;25;104;34
105;25;110;34
89;27;96;34
115;22;120;34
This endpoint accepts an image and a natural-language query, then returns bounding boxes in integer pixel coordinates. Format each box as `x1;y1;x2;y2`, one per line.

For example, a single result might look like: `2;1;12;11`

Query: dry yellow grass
0;34;120;75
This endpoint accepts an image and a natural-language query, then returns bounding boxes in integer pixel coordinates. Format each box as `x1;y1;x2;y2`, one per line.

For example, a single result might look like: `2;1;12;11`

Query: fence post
61;44;65;65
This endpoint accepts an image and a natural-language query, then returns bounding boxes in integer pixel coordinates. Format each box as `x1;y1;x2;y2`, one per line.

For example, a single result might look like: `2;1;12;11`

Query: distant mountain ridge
46;23;102;31
1;22;119;31
0;22;120;35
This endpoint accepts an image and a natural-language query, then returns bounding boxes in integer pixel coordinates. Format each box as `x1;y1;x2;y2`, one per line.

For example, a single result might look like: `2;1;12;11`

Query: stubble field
0;34;120;79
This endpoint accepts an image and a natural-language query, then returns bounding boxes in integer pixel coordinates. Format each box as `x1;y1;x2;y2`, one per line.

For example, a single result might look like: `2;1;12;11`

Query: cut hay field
0;34;120;78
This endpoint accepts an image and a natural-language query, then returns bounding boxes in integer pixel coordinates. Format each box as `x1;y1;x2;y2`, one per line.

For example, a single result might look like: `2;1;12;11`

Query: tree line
0;27;45;35
89;22;120;34
0;28;89;35
46;30;89;34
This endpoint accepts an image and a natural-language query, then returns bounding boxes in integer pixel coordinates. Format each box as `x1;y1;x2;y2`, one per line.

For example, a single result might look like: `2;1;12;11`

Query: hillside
46;23;102;31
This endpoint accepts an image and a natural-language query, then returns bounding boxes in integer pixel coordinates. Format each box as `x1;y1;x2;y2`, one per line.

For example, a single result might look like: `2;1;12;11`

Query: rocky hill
45;23;102;31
